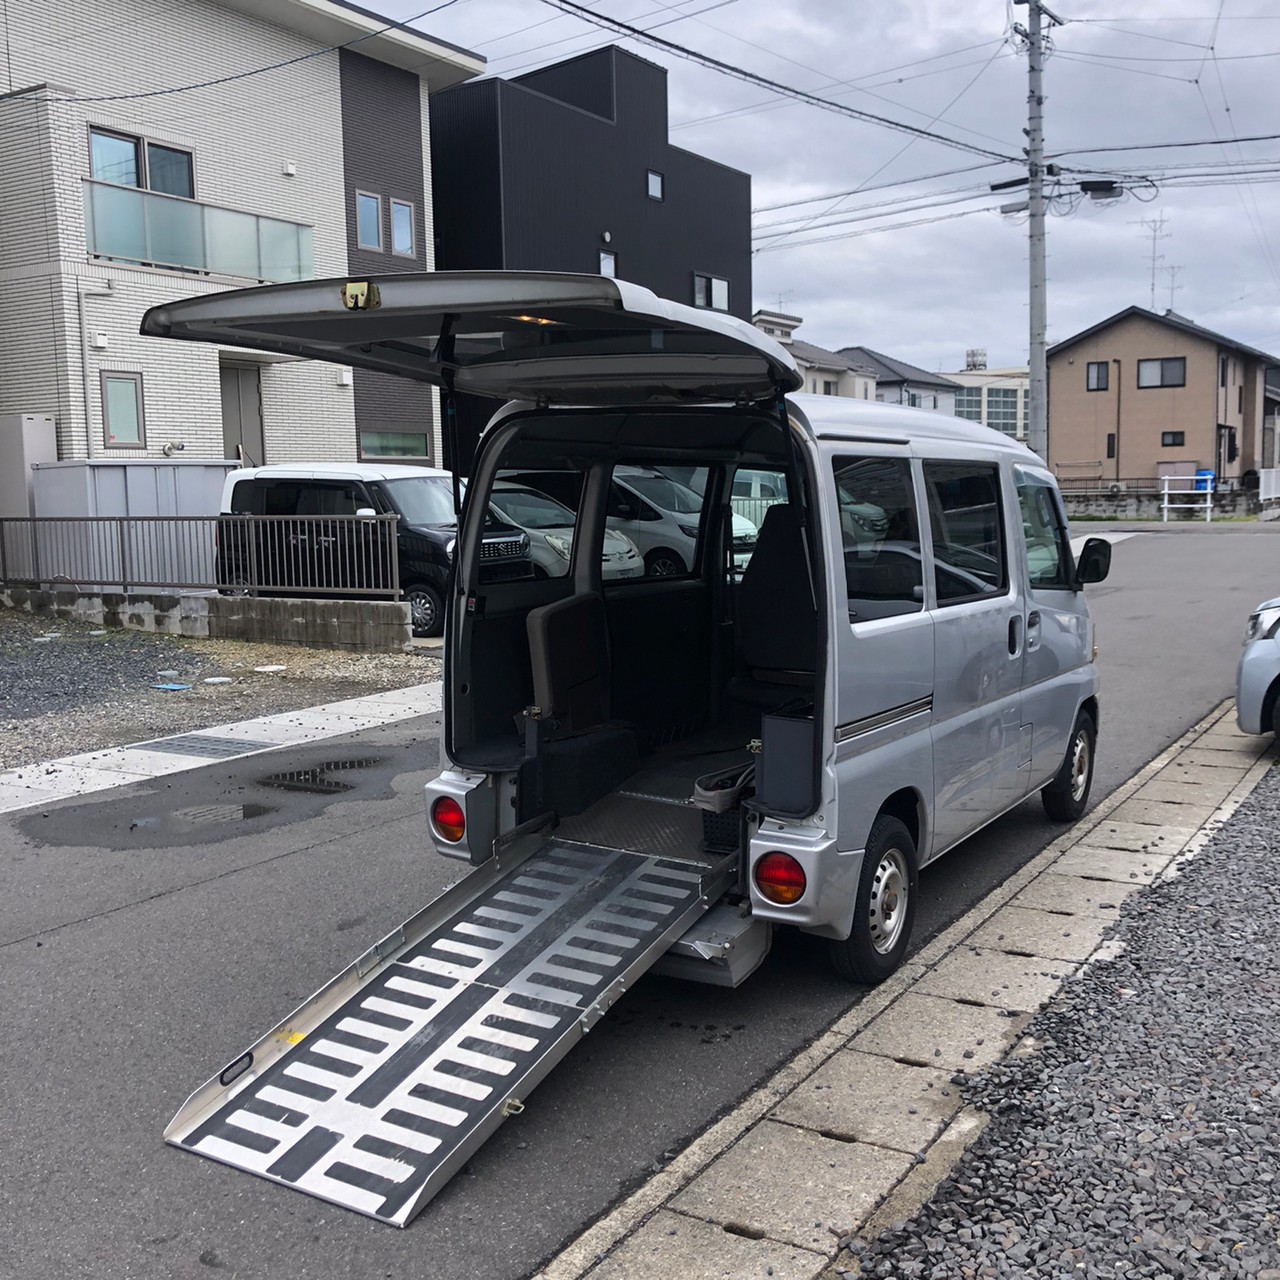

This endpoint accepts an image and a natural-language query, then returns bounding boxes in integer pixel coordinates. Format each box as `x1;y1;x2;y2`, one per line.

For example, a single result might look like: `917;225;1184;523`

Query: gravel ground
0;609;441;769
847;763;1280;1280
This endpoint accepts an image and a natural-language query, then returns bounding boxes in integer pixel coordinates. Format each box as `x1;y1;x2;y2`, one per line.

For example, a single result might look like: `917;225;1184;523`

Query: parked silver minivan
144;272;1111;986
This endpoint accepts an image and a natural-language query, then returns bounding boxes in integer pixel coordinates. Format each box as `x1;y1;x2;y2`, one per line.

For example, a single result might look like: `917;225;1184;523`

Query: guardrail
0;515;400;597
1160;474;1215;523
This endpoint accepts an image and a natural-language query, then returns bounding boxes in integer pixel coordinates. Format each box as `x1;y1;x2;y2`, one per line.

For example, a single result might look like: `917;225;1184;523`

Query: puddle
259;758;382;795
130;803;274;830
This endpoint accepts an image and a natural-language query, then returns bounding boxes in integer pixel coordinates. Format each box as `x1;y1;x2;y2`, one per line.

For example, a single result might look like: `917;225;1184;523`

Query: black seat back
737;504;818;677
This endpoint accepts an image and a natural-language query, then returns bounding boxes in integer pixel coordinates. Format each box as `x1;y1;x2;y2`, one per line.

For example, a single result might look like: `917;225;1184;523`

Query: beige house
1047;307;1279;487
752;311;876;401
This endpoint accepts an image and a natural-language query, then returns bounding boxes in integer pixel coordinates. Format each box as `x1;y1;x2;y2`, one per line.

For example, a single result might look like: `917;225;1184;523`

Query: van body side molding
835;696;933;743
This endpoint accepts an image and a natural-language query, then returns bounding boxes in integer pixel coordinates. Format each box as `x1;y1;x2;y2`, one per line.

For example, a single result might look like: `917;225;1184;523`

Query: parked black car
216;464;532;636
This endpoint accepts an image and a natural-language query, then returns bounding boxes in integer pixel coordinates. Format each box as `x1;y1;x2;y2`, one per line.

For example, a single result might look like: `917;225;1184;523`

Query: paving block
1015;870;1136;919
916;945;1075;1014
772;1050;958;1154
1077;820;1194;854
1052;844;1174;885
588;1210;826;1280
967;904;1110;963
848;992;1020;1073
1107;796;1217;829
671;1121;913;1254
1135;775;1239;808
1175;747;1267;773
1189;730;1269;757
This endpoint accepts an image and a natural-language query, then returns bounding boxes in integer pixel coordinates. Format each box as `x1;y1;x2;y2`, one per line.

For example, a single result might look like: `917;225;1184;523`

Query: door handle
1026;610;1042;652
1008;616;1021;655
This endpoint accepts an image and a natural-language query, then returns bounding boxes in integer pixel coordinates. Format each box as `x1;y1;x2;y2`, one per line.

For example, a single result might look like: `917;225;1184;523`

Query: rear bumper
748;824;862;941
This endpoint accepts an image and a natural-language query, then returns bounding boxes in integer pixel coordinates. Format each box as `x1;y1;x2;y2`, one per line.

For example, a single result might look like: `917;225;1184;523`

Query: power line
752;187;1004;238
752;160;1007;213
532;0;1022;163
754;206;996;254
1051;132;1280;157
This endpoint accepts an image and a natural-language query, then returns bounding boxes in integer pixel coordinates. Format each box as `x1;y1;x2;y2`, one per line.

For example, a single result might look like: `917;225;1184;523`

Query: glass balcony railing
84;180;314;282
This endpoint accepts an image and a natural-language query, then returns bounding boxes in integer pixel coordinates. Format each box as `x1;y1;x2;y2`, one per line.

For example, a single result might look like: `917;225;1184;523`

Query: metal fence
0;514;401;597
1160;473;1215;523
1054;476;1163;495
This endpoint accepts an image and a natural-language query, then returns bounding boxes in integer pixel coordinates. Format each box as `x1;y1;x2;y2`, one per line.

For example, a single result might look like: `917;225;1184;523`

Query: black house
430;46;752;464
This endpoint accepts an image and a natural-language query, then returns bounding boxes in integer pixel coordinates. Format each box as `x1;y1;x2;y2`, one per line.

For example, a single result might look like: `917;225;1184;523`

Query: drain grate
145;733;282;759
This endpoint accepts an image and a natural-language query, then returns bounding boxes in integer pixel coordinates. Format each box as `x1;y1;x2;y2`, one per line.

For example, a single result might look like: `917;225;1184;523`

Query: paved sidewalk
0;681;443;814
535;705;1276;1280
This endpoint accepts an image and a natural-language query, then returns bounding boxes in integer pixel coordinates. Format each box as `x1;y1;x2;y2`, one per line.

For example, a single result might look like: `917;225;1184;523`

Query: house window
693;273;729;311
647;170;664;200
390;200;415;257
1106;433;1116;459
356;191;382;251
1086;361;1109;392
89;128;193;198
954;386;982;421
823;380;837;396
360;430;428;458
1239;384;1244;413
1161;431;1185;447
101;372;145;447
1137;357;1186;389
1220;355;1228;387
599;249;617;277
907;391;920;408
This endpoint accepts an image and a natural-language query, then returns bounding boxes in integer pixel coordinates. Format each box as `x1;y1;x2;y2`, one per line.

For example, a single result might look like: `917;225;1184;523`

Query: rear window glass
609;463;708;579
832;456;923;620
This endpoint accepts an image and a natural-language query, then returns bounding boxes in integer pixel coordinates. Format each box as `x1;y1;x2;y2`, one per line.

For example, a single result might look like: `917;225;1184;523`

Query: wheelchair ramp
166;840;729;1227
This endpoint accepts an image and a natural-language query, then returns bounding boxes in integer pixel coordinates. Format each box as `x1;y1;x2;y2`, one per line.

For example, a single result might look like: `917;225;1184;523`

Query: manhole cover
146;733;281;759
260;758;381;795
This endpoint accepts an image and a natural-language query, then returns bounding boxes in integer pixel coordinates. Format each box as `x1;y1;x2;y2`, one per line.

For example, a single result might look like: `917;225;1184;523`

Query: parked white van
145;271;1111;987
145;272;1113;1227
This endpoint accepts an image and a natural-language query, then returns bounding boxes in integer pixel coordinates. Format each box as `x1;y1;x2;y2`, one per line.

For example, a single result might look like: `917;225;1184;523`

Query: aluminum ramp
166;838;732;1227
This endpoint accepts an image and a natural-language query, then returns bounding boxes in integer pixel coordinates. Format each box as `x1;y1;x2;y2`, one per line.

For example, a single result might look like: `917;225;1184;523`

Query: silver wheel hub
409;592;435;630
1069;730;1090;802
868;847;909;955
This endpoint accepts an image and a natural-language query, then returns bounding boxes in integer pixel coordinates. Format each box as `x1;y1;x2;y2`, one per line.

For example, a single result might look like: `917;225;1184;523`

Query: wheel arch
877;785;926;857
1261;675;1280;736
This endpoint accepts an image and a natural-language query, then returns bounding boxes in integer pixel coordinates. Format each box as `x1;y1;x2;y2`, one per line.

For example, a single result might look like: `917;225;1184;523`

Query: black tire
827;814;918;985
219;573;252;598
1042;710;1096;822
644;547;685;577
405;582;443;638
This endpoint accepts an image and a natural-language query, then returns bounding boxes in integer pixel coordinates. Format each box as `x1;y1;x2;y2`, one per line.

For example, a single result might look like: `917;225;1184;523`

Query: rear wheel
827;814;918;985
405;582;443;638
1042;710;1095;822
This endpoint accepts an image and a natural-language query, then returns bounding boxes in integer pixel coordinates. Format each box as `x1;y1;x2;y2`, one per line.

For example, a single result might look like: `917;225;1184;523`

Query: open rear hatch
140;270;800;404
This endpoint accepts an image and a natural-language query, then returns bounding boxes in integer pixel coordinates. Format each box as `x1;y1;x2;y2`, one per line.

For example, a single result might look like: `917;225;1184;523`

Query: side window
831;456;923;621
229;480;260;514
610;465;707;578
923;462;1008;604
261;482;302;516
1016;470;1074;589
299;483;362;516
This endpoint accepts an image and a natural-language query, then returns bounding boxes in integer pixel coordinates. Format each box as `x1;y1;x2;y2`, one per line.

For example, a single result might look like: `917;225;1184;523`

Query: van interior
447;407;828;862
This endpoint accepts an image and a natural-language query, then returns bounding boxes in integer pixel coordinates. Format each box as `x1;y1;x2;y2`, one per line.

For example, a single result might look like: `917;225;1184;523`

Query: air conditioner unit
1108;482;1123;497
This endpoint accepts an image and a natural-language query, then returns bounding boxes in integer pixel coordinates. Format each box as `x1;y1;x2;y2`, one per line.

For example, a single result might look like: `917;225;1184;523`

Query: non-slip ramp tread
169;843;712;1226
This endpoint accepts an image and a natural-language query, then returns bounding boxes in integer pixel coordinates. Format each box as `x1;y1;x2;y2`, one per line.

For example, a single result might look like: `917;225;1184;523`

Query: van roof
789;393;1039;457
226;463;450;483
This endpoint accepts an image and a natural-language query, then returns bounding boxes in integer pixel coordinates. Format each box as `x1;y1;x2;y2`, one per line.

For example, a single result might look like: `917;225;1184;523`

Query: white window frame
693;272;729;311
88;126;195;198
356;190;383;251
101;371;146;448
647;169;664;200
599;249;617;278
389;199;415;258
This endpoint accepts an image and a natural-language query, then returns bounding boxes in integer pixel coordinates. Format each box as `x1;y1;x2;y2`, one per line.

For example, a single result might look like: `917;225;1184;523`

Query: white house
836;346;959;415
752;310;876;401
0;0;482;475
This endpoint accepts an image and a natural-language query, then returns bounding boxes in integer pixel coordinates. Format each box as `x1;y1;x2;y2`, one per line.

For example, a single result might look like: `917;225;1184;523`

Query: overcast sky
405;0;1280;373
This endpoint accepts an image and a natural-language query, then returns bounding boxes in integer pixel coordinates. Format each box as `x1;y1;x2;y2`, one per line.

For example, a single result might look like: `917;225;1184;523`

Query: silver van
145;271;1111;987
145;272;1113;1226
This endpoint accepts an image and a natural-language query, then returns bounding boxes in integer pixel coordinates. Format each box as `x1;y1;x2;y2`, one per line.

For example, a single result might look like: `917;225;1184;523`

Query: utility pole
1014;0;1062;462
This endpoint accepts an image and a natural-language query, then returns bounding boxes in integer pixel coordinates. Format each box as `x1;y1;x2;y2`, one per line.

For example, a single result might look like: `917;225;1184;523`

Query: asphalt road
3;525;1278;1280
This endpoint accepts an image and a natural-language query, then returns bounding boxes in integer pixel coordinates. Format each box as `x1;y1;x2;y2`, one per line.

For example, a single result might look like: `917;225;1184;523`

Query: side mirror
1075;537;1111;586
355;507;378;520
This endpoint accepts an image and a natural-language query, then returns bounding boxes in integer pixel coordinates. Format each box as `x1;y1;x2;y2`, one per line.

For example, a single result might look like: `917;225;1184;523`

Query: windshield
381;476;455;525
622;474;703;515
490;487;574;530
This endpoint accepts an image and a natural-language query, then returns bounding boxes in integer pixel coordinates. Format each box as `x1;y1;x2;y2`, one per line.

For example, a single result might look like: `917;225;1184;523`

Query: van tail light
754;852;806;905
431;796;466;843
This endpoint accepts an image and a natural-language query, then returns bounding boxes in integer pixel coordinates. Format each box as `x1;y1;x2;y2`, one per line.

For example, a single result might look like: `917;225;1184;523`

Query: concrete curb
534;701;1275;1280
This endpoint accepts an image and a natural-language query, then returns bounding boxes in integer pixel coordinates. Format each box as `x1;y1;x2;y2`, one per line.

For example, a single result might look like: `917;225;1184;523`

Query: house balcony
83;180;314;282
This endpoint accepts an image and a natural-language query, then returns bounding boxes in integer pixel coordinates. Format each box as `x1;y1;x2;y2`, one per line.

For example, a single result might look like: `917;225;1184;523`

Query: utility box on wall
0;414;57;518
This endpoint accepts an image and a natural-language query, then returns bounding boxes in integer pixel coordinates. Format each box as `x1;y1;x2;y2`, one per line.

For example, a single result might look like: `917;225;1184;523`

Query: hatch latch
342;282;381;311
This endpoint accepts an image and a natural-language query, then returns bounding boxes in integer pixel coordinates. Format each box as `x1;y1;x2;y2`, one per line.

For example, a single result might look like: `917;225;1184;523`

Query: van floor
554;719;757;865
